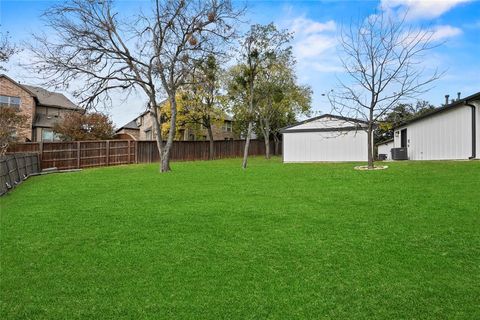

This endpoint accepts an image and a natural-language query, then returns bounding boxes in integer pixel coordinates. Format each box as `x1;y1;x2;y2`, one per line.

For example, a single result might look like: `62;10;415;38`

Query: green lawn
1;157;479;319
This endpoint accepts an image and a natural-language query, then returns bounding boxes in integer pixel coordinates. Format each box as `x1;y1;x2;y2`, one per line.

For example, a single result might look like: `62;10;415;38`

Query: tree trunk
160;151;171;172
242;121;253;169
273;134;279;156
207;123;214;160
150;102;169;173
263;121;271;159
242;77;255;169
157;93;177;173
367;126;374;169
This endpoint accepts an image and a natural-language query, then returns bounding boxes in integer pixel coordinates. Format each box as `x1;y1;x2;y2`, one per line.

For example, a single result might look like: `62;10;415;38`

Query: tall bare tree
234;23;292;169
28;0;242;172
330;12;442;168
0;28;19;71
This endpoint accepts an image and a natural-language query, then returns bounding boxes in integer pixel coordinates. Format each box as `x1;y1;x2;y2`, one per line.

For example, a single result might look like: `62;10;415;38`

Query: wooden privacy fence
8;139;278;170
1;153;40;196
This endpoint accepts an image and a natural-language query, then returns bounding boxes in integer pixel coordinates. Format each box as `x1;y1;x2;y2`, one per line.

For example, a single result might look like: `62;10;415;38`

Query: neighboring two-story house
0;74;81;142
116;110;238;141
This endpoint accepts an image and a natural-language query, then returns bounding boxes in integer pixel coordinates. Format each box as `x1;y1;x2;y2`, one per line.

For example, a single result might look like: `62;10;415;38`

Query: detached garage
392;92;479;160
281;114;369;162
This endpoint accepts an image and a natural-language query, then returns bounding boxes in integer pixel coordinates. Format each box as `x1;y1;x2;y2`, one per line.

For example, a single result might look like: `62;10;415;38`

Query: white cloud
381;0;472;20
290;17;336;35
295;34;337;59
430;25;463;41
283;16;340;74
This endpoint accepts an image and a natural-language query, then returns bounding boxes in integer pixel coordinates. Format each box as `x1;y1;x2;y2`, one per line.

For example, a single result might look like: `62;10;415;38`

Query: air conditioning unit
391;147;408;160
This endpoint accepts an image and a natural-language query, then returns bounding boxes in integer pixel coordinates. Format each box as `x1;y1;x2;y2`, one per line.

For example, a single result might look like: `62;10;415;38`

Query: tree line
1;1;443;169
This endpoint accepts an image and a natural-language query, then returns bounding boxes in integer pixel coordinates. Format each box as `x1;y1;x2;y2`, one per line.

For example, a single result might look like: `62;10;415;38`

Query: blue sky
1;0;479;126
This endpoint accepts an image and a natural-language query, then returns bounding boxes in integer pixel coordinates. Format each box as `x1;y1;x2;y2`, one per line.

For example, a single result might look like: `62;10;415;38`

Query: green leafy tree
230;23;292;168
180;55;228;160
255;57;312;158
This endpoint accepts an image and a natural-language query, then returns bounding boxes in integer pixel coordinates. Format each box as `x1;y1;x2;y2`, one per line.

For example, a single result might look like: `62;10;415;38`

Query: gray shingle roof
118;119;140;131
23;85;79;110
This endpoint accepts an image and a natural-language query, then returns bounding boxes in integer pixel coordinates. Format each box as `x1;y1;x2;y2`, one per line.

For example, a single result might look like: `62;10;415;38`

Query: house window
41;128;61;141
0;95;21;108
145;128;152;140
47;107;60;117
222;121;232;132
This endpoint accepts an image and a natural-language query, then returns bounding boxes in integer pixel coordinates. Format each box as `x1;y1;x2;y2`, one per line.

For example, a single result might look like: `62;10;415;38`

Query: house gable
281;114;367;133
0;74;36;141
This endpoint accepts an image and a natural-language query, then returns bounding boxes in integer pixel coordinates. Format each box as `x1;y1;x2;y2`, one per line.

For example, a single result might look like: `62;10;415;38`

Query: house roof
280;114;368;133
117;119;141;132
0;74;80;110
23;85;80;110
116;108;234;133
394;91;480;129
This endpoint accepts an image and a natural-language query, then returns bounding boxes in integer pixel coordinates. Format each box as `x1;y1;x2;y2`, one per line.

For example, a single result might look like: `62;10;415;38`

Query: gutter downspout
465;101;476;160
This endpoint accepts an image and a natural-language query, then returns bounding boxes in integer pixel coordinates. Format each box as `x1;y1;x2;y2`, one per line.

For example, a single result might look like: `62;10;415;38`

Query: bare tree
28;0;242;172
0;28;19;71
330;12;442;168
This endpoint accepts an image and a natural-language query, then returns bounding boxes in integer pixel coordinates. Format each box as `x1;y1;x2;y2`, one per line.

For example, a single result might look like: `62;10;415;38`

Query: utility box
391;147;408;160
378;154;387;161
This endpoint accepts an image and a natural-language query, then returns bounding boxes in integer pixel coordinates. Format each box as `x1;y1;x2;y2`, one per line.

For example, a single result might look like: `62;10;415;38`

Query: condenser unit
391;148;408;160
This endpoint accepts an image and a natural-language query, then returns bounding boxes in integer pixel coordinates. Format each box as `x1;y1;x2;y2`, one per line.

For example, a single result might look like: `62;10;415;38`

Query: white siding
283;130;368;162
476;102;480;159
378;141;394;160
393;105;473;160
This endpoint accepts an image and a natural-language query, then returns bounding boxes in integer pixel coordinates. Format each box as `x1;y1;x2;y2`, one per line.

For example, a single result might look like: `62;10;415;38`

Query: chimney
445;94;450;105
457;92;461;100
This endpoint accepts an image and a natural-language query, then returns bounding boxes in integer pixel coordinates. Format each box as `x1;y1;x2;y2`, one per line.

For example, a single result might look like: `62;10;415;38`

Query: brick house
0;74;81;142
116;110;238;141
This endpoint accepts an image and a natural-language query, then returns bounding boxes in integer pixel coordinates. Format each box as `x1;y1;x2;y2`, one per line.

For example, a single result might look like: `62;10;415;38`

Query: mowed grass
1;157;479;319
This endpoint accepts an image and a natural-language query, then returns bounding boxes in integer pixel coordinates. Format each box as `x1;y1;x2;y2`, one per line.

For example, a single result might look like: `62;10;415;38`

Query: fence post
39;141;43;169
135;141;138;164
150;142;153;163
106;140;110;166
127;140;131;164
77;141;81;169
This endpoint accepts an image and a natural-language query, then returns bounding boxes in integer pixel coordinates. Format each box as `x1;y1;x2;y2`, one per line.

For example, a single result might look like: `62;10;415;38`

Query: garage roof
280;114;368;133
393;91;480;129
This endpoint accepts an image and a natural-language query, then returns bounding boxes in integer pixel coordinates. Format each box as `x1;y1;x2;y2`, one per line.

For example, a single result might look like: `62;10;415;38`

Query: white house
377;139;394;160
393;92;480;160
281;114;369;162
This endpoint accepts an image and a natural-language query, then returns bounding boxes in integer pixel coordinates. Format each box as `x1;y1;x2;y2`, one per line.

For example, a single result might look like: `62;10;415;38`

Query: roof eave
393;92;480;129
